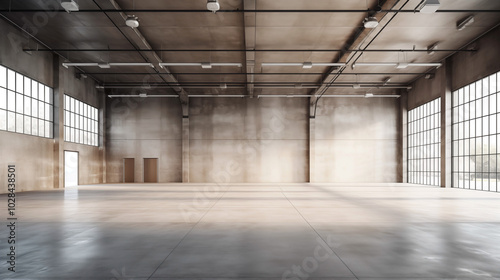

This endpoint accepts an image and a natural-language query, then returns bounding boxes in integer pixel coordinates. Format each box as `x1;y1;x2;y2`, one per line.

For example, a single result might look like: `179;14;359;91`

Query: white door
64;151;79;187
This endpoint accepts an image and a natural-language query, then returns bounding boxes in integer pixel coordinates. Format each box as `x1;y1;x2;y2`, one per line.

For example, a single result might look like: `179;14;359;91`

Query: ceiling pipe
22;48;477;53
3;9;498;13
81;72;424;76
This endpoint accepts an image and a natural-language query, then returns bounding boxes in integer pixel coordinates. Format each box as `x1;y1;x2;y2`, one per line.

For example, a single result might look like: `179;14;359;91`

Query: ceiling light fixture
207;0;220;13
352;84;361;89
427;43;438;55
62;62;155;68
257;95;312;98
314;94;401;98
125;15;139;28
352;62;442;68
98;63;111;69
61;0;79;13
159;62;242;68
189;95;245;98
261;62;346;68
108;94;178;98
363;17;379;28
418;0;440;14
457;15;474;31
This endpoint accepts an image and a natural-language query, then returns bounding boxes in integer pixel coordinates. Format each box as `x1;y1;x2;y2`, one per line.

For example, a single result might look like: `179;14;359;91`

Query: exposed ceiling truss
0;0;499;111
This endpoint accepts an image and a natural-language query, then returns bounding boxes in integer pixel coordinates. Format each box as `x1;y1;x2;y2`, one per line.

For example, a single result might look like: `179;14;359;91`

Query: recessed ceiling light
61;0;79;13
365;93;374;98
363;17;379;28
207;0;220;13
125;15;139;28
353;84;361;89
419;0;440;14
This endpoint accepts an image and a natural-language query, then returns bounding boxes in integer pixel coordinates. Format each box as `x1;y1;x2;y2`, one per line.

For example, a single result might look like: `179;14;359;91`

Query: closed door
144;158;158;183
123;158;135;183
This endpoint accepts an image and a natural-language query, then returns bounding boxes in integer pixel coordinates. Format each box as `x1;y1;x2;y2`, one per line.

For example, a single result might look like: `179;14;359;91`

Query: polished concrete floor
1;183;500;280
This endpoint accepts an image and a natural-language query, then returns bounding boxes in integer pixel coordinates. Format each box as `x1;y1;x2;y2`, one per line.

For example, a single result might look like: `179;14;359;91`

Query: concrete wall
0;18;104;193
105;95;400;183
313;97;399;182
106;97;183;183
189;97;309;183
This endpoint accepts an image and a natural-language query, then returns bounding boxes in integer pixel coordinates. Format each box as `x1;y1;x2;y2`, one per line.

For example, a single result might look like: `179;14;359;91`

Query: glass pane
45;103;50;120
16;73;23;94
490;74;497;94
48;122;53;138
38;100;44;119
24;116;31;134
38;120;44;137
490;95;497;114
7;69;15;91
0;87;6;109
48;88;53;104
7;90;15;111
48;106;53;121
44;86;50;103
7;111;15;131
24;77;31;97
0;109;6;130
44;121;50;138
38;83;45;102
24;96;31;116
16;93;23;114
31;80;38;99
0;65;6;88
31;118;38;136
16;113;23;133
32;99;38;117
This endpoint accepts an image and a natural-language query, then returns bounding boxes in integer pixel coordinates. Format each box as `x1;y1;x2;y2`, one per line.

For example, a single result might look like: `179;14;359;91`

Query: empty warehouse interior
1;0;500;279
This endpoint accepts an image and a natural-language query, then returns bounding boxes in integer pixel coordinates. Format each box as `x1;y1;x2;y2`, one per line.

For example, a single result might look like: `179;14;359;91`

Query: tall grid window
452;72;500;192
64;95;99;146
0;65;53;138
408;98;441;186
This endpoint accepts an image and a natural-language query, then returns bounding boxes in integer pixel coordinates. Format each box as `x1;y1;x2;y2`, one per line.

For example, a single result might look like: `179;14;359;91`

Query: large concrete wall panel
189;97;309;183
313;97;398;182
106;97;182;183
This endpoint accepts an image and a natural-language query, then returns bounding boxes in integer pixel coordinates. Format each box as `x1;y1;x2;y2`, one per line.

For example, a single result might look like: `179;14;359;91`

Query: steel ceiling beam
2;9;499;13
80;72;424;75
21;48;477;53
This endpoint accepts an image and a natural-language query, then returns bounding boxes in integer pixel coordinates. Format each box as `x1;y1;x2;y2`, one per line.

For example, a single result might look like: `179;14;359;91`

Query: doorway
123;158;135;183
144;158;158;183
64;151;79;187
